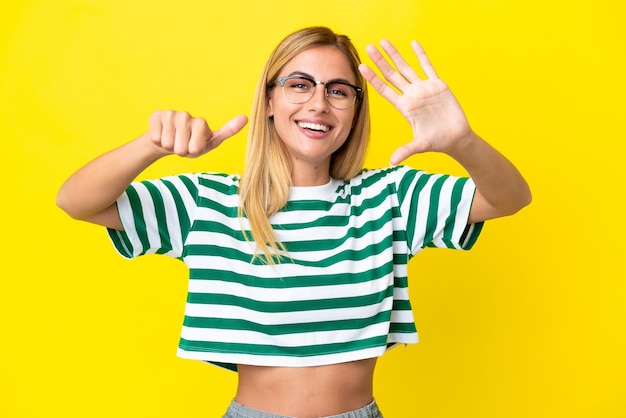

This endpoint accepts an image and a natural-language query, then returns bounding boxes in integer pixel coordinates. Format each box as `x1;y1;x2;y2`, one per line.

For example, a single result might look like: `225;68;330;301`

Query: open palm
359;40;472;165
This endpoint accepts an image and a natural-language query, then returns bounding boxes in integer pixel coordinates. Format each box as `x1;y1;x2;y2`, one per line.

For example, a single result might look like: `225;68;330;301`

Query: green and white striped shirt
107;165;482;371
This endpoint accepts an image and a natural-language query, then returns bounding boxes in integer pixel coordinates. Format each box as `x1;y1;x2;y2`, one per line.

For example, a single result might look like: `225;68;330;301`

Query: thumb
390;140;430;166
208;114;249;149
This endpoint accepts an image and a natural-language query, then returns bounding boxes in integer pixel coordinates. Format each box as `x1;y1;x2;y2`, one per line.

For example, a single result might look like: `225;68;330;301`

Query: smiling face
267;46;358;185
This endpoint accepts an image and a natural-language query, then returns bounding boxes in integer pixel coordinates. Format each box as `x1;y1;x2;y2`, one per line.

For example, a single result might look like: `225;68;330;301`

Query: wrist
137;132;172;162
445;130;480;160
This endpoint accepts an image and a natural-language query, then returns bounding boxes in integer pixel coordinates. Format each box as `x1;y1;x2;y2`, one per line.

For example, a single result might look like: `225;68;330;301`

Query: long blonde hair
239;27;371;263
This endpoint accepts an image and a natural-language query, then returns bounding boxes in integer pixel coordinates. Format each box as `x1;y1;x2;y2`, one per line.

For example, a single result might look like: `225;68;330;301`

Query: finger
358;63;399;106
159;111;176;151
208;114;249;150
411;40;438;79
364;44;410;91
187;118;211;156
379;39;422;83
148;112;164;143
173;115;193;156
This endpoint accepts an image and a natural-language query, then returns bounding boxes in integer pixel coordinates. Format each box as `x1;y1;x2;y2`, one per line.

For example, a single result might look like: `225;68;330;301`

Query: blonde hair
239;26;371;263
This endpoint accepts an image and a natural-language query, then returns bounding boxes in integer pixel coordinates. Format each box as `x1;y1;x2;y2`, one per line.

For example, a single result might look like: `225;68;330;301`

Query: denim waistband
223;398;383;418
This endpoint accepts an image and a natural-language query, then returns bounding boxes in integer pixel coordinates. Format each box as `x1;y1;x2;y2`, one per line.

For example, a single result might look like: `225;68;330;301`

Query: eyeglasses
275;75;362;110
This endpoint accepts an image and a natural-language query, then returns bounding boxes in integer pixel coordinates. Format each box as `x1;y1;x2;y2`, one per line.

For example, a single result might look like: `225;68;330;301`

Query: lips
297;121;331;133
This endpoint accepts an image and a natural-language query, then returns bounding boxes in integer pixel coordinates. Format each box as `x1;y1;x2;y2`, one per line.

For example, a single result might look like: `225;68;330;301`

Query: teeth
298;121;330;132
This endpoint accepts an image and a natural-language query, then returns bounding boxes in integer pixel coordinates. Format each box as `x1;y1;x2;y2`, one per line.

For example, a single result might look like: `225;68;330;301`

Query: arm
56;110;248;229
445;131;531;224
359;40;531;224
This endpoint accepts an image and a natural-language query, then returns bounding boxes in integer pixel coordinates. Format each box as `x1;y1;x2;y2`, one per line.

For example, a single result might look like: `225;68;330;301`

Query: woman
57;27;530;418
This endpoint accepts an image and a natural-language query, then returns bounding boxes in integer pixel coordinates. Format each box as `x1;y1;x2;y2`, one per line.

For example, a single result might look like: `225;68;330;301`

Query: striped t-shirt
107;165;483;371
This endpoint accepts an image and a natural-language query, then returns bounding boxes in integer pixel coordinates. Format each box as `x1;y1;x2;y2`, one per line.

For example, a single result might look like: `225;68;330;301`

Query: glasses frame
275;75;363;109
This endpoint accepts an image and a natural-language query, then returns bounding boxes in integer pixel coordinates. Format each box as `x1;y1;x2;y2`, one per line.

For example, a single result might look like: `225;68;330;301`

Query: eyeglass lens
281;77;357;109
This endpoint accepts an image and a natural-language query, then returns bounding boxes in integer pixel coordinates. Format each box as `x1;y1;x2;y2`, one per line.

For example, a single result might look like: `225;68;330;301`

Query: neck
290;160;331;187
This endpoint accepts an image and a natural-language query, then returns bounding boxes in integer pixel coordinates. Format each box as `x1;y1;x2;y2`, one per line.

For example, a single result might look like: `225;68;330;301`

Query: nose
307;84;330;112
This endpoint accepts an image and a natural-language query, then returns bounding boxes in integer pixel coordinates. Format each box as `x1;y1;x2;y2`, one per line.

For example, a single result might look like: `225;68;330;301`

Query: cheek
268;93;292;121
350;108;358;127
342;110;357;133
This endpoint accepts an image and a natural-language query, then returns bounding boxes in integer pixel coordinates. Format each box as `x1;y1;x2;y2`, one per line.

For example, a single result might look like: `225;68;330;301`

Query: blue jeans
223;399;383;418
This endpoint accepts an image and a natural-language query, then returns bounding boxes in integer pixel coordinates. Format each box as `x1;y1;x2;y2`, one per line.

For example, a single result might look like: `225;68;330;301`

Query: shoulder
141;172;240;203
191;172;240;183
185;172;241;191
350;165;420;187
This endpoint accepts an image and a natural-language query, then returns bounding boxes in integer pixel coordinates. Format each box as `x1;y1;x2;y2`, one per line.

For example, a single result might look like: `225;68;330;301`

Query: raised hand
57;110;248;227
359;40;472;165
148;110;248;157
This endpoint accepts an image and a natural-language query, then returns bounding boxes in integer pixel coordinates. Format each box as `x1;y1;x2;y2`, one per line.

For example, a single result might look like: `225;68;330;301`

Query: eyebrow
286;71;355;85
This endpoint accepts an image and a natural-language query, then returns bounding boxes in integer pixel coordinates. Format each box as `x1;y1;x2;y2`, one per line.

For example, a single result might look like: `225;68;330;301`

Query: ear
267;95;274;118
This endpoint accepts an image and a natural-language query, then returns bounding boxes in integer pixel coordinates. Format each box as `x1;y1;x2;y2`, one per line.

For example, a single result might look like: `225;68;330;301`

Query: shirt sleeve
393;166;484;254
106;174;199;260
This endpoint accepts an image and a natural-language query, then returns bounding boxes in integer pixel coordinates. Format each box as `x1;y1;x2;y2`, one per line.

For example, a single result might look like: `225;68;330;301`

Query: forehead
280;46;356;82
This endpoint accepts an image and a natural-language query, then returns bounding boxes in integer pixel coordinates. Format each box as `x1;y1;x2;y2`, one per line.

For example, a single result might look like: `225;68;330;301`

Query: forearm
57;110;246;227
448;132;531;223
56;132;164;221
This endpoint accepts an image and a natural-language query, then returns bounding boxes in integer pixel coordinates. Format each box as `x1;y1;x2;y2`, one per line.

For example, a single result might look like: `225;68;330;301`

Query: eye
327;83;351;99
286;77;314;92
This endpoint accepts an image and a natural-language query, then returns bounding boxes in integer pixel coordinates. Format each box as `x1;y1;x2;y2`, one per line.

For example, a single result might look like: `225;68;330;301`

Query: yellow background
1;1;625;417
